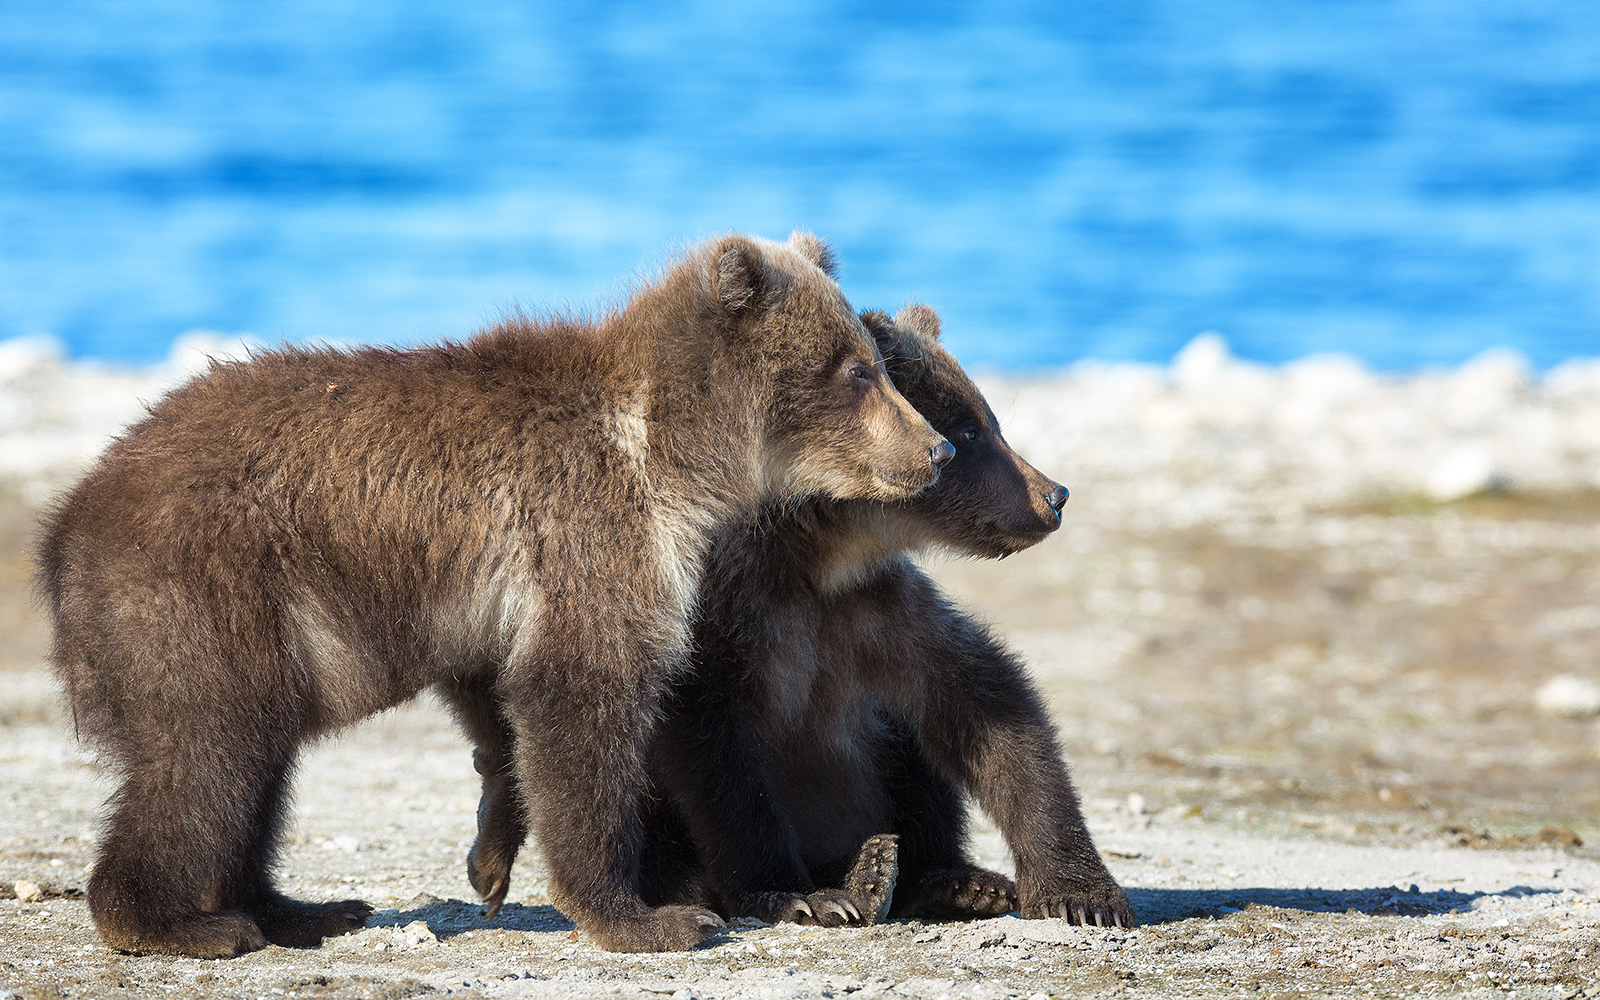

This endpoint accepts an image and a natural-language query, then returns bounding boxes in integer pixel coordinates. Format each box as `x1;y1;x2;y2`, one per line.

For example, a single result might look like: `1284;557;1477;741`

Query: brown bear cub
35;232;954;958
462;304;1135;929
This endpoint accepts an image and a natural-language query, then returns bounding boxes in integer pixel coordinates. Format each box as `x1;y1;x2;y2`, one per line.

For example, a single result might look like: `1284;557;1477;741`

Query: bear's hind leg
87;768;269;957
872;712;1018;920
764;832;896;921
897;866;1018;920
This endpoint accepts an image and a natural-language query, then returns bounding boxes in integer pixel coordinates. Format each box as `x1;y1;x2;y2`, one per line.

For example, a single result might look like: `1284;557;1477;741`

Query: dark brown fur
464;305;1134;929
35;232;953;957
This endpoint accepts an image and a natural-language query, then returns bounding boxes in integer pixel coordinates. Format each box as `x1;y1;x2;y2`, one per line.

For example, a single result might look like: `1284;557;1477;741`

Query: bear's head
862;305;1067;559
701;232;953;503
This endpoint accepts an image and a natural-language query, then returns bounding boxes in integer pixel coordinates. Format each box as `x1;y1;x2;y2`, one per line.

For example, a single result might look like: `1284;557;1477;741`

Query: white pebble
13;881;43;903
1535;675;1600;718
400;920;437;948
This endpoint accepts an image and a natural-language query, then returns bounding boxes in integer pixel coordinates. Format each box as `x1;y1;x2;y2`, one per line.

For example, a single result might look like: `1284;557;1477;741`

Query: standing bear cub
461;304;1134;929
36;232;953;957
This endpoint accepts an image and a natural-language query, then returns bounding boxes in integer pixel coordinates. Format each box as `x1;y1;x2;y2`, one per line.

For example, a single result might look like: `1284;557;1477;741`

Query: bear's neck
774;499;928;596
606;307;769;528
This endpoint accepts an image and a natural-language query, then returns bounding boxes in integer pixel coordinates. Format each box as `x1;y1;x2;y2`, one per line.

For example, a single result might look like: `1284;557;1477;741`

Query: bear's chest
756;597;879;739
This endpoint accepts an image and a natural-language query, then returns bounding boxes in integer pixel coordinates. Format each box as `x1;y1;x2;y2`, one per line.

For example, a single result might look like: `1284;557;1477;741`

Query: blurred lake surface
1;0;1597;370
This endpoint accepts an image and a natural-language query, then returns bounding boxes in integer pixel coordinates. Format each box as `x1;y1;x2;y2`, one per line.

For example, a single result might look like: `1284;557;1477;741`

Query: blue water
2;1;1597;371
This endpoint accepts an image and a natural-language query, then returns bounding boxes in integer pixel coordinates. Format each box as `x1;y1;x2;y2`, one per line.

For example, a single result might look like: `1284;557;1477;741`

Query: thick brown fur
464;305;1134;930
35;232;952;957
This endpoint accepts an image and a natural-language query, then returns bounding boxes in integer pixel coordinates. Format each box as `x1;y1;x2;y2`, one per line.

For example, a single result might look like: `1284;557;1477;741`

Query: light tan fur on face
862;381;942;499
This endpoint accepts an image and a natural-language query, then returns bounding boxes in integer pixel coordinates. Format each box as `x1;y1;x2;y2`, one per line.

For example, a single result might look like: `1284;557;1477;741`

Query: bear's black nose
1046;485;1069;512
931;439;956;467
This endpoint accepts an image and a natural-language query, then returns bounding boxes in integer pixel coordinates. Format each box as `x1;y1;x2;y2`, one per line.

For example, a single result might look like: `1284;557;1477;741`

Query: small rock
1535;675;1600;718
1536;826;1583;848
400;920;436;948
14;880;44;903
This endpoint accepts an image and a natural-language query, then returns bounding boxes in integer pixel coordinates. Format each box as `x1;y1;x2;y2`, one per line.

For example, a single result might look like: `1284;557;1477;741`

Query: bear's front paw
467;832;513;919
736;891;824;925
1019;877;1135;928
253;896;374;948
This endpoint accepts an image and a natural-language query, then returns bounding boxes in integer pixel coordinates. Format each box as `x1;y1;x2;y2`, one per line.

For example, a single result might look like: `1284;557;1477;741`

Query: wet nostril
930;440;955;467
1046;485;1069;511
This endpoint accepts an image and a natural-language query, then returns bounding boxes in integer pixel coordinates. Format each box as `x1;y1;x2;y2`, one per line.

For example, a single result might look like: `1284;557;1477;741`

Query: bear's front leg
499;630;724;952
1013;852;1133;927
898;603;1135;929
466;744;525;918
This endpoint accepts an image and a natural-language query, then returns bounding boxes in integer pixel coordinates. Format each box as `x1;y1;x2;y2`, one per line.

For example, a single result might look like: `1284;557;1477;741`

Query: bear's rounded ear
788;230;839;279
711;237;768;316
894;303;942;340
858;309;895;335
858;309;897;350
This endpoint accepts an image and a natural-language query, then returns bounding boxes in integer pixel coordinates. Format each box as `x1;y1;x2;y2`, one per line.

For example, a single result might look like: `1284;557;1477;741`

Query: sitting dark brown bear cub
35;233;954;958
457;304;1134;929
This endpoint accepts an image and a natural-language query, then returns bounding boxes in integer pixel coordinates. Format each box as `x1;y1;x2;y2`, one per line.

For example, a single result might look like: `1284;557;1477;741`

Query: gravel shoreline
3;689;1597;999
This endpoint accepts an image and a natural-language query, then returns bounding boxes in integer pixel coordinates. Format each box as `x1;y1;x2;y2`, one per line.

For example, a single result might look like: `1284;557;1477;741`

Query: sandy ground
3;473;1599;999
2;686;1597;1000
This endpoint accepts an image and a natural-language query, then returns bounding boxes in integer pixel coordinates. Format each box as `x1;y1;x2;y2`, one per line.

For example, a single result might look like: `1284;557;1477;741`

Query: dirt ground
3;484;1599;999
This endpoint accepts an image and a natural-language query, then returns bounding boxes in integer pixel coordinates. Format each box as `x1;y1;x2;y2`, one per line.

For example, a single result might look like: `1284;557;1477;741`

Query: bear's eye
848;362;874;382
959;423;981;442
